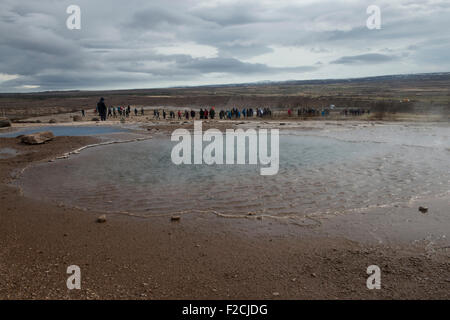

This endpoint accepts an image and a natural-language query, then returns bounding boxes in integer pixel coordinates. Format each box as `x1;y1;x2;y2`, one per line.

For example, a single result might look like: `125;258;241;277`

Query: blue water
0;125;126;138
19;132;450;217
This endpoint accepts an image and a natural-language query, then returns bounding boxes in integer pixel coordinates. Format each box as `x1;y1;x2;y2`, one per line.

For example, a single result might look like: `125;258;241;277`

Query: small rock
418;206;428;213
73;115;82;122
48;119;57;124
0;117;12;128
311;273;317;277
20;131;54;145
96;214;107;223
171;216;181;222
272;292;280;296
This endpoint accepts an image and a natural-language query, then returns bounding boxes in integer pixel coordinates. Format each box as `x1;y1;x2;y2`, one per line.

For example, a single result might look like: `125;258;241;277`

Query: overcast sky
1;0;449;92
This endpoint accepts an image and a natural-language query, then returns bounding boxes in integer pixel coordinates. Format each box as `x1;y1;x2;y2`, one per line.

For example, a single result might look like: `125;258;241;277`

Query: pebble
96;214;107;223
418;206;428;213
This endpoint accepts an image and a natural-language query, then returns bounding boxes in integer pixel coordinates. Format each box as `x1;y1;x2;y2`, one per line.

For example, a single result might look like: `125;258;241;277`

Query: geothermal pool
18;124;450;222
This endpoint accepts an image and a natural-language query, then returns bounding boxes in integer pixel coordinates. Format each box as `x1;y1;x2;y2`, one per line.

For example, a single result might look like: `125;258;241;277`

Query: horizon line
1;71;450;95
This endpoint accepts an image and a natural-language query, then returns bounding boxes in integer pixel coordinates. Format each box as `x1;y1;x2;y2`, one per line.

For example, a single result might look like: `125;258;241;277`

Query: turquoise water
0;125;126;138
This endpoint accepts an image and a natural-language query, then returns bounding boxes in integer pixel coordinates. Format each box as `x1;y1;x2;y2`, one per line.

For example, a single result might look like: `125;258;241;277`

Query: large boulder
0;117;11;128
20;131;55;145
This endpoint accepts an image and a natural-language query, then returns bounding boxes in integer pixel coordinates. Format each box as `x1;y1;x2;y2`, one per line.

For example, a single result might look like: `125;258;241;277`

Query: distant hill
0;72;449;119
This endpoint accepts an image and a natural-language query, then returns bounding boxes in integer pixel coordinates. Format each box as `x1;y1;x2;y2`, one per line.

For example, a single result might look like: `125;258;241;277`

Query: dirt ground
0;121;449;299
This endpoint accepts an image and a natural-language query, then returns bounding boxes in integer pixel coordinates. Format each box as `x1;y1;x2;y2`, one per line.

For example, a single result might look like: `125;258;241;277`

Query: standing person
97;97;107;121
134;108;138;116
141;107;144;116
81;109;85;117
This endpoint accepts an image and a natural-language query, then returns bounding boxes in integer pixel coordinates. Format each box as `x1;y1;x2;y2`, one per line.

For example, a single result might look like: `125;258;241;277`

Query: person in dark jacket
97;97;107;121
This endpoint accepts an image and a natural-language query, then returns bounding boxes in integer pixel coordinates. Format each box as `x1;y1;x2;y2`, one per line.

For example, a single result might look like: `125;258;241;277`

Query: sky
0;0;449;92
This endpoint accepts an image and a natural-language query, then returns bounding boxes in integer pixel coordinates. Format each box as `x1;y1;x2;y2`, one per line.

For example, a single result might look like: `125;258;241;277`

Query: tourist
97;97;107;121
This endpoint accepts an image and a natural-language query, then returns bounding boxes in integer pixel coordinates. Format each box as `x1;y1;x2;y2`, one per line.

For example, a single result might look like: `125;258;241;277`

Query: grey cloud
218;44;273;59
126;6;206;30
178;57;318;74
0;0;449;92
331;53;398;64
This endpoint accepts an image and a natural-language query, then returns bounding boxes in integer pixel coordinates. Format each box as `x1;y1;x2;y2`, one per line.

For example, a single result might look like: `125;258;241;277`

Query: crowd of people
342;108;370;116
294;107;370;117
87;97;370;122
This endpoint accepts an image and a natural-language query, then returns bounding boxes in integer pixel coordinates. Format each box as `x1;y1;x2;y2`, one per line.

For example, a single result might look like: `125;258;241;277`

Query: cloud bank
0;0;449;92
